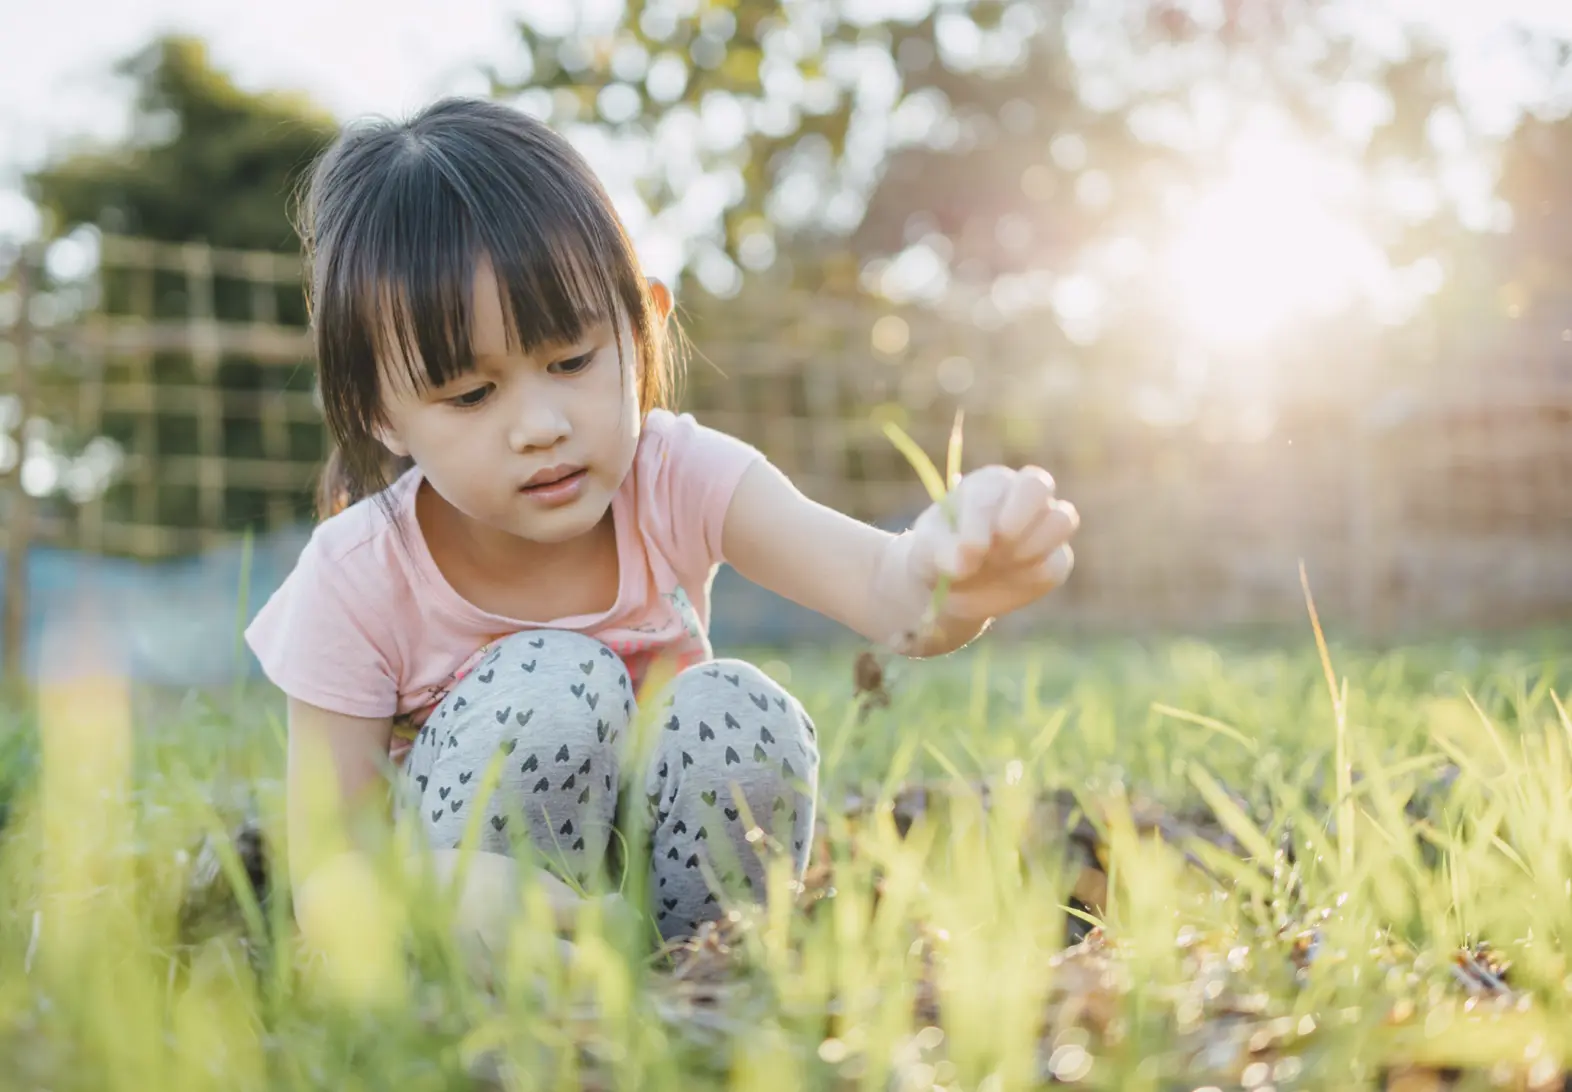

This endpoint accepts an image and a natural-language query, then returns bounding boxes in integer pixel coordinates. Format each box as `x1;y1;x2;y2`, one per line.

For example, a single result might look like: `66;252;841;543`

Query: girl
246;97;1079;946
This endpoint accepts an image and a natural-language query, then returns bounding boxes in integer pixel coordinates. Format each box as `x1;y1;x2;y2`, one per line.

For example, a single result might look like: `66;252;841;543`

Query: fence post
2;244;36;689
1346;332;1388;640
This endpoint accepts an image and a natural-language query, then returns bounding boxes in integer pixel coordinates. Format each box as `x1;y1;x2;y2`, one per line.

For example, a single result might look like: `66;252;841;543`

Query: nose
505;388;571;453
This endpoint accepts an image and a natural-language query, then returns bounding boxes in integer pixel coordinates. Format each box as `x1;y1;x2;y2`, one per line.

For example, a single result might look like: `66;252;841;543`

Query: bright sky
2;0;1571;323
4;0;1571;169
0;0;571;238
3;0;1570;219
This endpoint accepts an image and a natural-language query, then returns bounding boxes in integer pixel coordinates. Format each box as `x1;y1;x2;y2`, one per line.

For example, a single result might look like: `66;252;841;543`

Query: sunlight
1160;123;1387;347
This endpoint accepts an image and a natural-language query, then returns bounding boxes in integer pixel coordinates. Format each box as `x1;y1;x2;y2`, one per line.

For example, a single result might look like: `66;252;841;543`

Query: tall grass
2;629;1572;1088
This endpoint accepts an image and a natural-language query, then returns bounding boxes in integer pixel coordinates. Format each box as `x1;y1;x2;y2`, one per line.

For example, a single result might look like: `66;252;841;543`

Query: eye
549;351;596;375
447;384;494;408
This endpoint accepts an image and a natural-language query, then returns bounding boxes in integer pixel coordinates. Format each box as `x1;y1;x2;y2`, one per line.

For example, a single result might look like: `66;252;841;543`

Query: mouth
520;466;587;492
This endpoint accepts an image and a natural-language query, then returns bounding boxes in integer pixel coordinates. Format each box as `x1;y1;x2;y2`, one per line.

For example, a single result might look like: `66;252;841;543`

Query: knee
662;658;792;710
489;629;631;683
474;628;632;713
429;629;633;764
658;658;819;766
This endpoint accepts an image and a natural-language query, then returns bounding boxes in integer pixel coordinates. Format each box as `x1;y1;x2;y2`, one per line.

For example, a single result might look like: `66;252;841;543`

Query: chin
509;519;596;545
506;495;612;544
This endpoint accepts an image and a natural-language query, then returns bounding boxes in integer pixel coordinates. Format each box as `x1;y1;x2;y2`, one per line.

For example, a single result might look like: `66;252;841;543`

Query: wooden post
3;245;36;689
1347;330;1387;640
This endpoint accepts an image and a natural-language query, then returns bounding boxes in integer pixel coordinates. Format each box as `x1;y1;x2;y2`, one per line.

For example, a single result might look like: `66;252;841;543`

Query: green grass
4;630;1572;1090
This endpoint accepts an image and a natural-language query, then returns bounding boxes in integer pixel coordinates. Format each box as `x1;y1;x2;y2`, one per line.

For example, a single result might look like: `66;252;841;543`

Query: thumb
901;503;953;587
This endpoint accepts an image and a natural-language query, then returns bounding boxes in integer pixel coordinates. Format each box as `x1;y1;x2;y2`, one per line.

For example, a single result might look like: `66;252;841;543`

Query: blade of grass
923;741;987;813
881;419;950;508
1463;690;1522;794
183;796;270;945
1188;763;1276;865
1301;560;1353;877
1025;707;1068;768
1150;702;1259;756
1488;832;1532;877
231;527;255;710
1058;902;1105;934
879;411;966;651
1381;752;1450;781
232;527;254;667
945;408;964;491
1550;689;1572;749
875;732;922;810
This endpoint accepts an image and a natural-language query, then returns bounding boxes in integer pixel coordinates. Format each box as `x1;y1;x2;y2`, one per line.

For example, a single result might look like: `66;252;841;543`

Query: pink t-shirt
245;409;763;759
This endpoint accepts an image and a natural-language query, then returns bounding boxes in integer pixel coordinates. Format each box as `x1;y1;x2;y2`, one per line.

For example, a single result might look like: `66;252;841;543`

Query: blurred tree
498;1;1491;392
20;35;338;544
26;34;337;255
499;1;1479;263
1389;39;1572;384
496;0;892;297
1496;109;1572;315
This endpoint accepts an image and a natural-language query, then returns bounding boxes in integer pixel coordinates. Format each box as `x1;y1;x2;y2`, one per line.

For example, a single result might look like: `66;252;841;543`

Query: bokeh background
3;0;1572;689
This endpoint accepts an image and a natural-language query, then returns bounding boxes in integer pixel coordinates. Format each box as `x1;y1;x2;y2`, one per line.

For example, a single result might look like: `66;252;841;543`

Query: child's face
374;259;643;548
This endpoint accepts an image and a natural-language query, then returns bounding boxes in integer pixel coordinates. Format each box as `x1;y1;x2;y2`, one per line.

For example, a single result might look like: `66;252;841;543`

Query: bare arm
719;459;985;657
284;697;396;894
285;698;592;942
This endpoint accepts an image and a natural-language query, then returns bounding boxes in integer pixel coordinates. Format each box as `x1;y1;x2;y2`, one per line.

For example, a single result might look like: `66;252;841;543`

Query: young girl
246;97;1079;945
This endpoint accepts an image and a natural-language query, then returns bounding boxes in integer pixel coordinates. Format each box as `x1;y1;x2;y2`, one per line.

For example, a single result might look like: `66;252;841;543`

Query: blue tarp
0;523;869;688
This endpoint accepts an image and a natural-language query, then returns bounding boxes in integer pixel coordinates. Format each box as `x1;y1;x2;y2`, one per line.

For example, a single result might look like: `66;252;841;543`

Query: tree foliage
497;3;1518;302
498;0;1547;399
26;35;337;253
19;36;338;541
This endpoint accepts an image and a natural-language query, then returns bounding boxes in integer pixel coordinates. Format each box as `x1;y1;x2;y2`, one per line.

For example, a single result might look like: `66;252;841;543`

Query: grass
4;627;1572;1090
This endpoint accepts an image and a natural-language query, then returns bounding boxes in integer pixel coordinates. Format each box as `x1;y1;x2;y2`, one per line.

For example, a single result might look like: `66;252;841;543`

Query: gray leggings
399;629;819;941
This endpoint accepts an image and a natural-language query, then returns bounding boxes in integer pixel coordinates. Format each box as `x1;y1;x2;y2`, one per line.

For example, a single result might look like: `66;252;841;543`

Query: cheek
393;412;441;451
373;408;412;455
400;410;484;472
593;362;640;431
603;393;640;474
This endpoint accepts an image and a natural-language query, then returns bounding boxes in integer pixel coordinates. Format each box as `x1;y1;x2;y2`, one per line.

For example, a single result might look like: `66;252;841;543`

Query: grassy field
3;626;1572;1091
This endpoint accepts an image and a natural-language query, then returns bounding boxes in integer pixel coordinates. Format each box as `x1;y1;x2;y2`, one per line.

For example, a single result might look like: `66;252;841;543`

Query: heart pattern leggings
399;629;820;941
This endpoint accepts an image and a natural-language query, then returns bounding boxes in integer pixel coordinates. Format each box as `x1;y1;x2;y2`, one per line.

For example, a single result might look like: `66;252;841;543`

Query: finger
995;467;1056;545
1037;542;1075;589
1008;498;1079;564
951;468;1011;573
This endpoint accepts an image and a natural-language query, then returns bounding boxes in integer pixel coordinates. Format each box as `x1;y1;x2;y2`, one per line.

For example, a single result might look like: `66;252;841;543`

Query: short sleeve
244;529;400;718
643;409;765;570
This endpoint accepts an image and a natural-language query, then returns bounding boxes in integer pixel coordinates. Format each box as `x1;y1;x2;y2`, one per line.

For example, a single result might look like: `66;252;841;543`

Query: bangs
301;97;675;521
316;125;646;397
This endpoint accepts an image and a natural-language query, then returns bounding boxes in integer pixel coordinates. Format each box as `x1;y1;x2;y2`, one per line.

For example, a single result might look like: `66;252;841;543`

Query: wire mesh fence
3;235;319;558
3;232;1572;665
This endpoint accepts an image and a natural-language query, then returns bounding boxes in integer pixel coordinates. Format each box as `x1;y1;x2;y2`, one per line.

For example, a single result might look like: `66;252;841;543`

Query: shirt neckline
395;464;636;631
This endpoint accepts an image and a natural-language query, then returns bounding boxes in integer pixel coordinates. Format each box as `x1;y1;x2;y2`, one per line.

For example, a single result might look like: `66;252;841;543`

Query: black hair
294;97;674;520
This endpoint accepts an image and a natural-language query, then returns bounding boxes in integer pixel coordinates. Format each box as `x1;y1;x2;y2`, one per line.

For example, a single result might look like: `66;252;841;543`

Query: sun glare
1161;125;1387;347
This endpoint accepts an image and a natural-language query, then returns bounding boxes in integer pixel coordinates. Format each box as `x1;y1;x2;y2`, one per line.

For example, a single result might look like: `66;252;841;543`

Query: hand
903;464;1079;627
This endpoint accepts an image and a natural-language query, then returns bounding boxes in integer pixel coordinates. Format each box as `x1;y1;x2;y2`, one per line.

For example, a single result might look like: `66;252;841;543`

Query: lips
522;465;585;490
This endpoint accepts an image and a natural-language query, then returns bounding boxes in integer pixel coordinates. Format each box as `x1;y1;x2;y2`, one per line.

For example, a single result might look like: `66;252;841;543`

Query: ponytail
314;446;355;520
314;444;414;521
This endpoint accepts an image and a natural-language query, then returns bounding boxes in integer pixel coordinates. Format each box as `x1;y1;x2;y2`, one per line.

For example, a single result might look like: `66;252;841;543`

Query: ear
648;278;674;323
375;422;409;458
